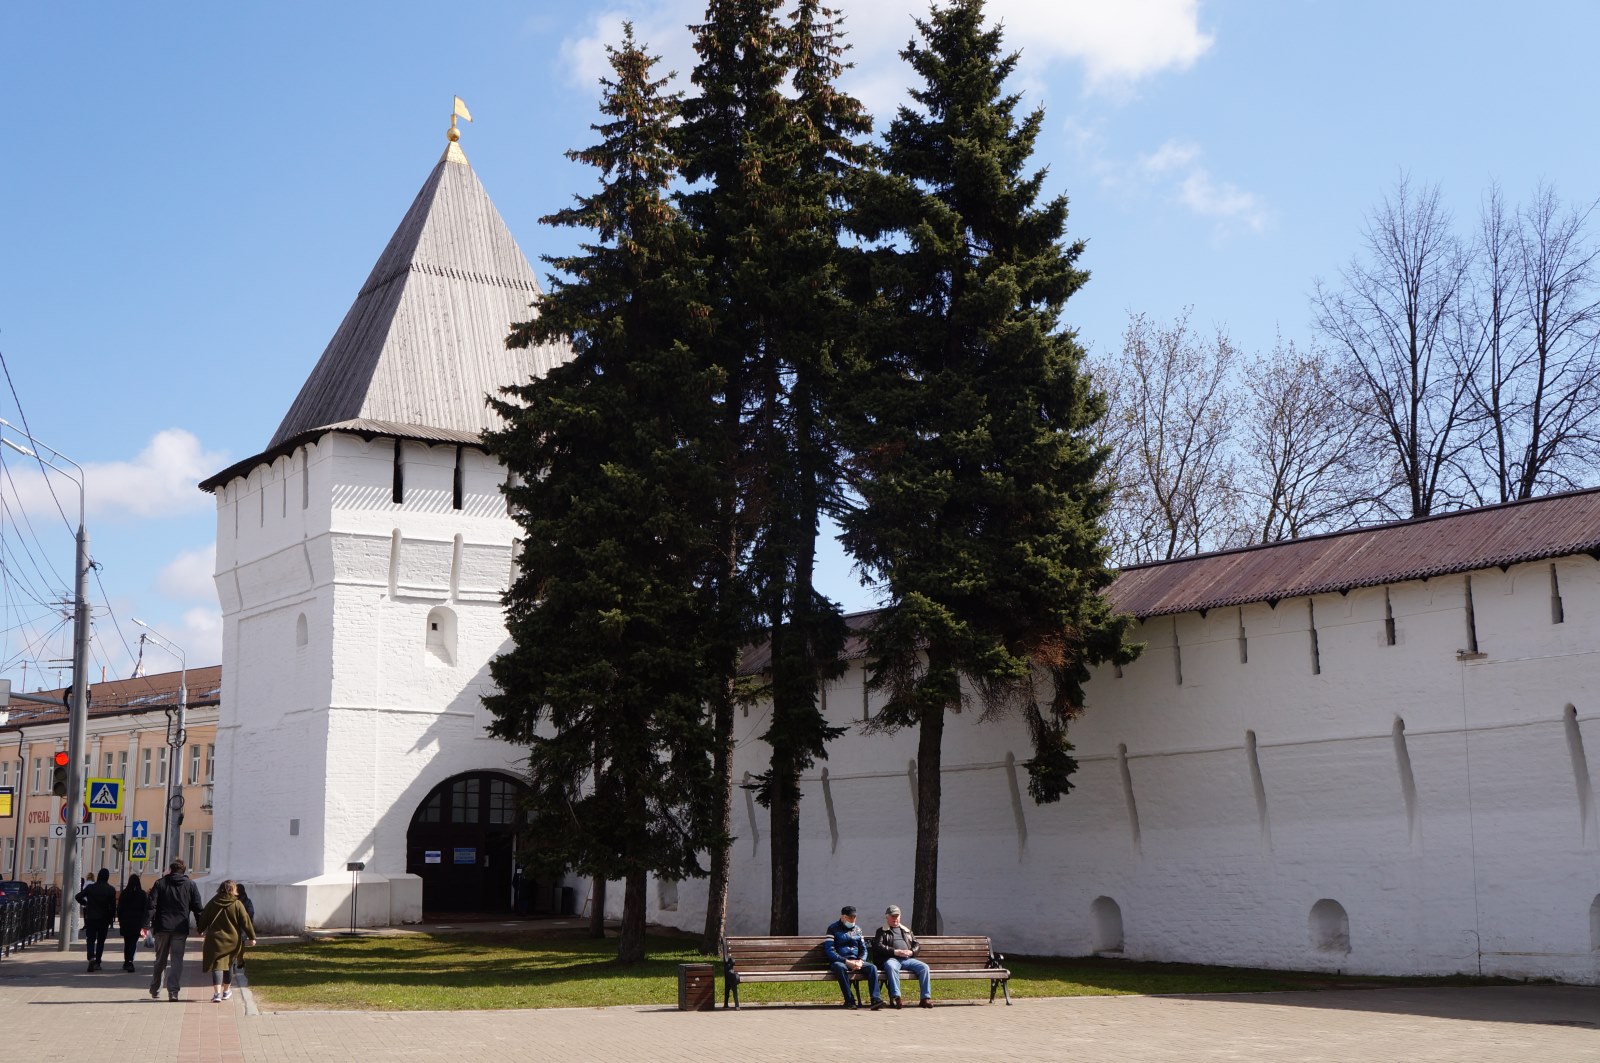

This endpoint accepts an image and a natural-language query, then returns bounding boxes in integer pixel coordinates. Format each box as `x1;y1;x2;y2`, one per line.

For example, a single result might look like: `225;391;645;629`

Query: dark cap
840;905;857;916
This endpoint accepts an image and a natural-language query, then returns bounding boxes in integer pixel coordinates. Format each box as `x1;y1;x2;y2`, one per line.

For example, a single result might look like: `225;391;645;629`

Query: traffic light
50;751;69;797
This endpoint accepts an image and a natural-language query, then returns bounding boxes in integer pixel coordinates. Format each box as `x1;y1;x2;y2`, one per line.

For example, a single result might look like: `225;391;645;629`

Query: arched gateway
406;771;528;915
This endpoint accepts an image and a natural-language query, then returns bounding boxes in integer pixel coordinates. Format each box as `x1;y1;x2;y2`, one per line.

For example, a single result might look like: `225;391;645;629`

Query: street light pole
132;621;185;874
1;422;89;953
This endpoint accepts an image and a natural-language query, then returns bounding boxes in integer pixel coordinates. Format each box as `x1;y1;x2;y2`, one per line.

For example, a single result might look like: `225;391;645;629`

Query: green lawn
244;932;1506;1012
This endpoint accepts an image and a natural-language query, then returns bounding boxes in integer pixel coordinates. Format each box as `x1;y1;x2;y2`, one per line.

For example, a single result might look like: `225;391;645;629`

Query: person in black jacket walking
117;874;148;973
73;868;117;972
146;859;205;1001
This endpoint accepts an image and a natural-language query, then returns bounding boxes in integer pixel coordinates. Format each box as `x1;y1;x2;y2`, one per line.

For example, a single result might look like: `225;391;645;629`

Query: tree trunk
700;671;735;954
589;875;607;939
617;866;648;964
767;743;800;934
910;697;945;936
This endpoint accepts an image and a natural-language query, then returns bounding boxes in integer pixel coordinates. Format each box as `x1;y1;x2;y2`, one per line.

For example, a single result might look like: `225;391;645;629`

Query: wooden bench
721;934;1012;1009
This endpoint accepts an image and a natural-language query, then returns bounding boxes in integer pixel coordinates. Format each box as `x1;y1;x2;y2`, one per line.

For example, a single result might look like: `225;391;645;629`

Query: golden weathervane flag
453;96;473;123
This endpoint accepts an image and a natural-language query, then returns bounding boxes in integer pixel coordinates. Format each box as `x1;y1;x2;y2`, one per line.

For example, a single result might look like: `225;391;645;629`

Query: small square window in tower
425;607;457;665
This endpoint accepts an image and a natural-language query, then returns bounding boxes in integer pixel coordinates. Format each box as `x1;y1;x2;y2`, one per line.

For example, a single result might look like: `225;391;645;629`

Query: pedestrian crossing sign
128;838;148;862
85;777;123;814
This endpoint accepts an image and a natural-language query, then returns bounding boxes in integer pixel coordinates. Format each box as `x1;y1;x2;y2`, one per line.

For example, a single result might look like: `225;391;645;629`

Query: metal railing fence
0;894;56;958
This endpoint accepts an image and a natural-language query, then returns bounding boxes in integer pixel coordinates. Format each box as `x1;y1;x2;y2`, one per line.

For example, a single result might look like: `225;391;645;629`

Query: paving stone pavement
3;940;1597;1061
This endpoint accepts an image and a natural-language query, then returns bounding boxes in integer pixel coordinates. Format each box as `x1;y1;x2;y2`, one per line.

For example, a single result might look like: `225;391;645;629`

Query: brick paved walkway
3;939;1595;1061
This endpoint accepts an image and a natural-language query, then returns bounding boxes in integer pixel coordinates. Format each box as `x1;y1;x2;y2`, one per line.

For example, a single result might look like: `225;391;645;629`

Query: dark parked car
0;881;29;901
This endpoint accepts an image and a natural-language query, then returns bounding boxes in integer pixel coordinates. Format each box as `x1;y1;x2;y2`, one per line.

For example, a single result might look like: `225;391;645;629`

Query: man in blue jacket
824;905;884;1010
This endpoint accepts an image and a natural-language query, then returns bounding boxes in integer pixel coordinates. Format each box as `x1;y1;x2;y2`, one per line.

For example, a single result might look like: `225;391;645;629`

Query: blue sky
2;0;1597;683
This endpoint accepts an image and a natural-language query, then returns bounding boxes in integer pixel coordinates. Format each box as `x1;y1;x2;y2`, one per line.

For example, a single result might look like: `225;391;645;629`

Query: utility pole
62;518;90;949
133;621;185;872
1;420;89;952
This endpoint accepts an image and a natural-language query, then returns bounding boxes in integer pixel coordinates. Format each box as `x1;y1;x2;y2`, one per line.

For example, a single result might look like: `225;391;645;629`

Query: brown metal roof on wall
738;488;1600;673
1106;486;1600;618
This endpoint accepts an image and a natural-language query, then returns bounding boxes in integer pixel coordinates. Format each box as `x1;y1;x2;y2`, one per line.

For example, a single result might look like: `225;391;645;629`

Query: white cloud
982;0;1213;89
1;428;224;522
1123;138;1270;234
157;543;217;603
558;5;702;92
1178;169;1267;230
178;606;224;667
559;0;1212;107
1141;139;1202;175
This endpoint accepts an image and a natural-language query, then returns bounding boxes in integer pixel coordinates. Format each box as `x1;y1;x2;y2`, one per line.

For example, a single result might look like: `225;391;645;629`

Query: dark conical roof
266;147;566;448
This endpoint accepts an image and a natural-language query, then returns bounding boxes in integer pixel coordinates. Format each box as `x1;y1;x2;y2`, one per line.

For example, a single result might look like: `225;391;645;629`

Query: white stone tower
201;125;567;931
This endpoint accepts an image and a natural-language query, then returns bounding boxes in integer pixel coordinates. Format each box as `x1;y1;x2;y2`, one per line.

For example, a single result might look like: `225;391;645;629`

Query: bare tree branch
1096;310;1240;563
1313;175;1480;518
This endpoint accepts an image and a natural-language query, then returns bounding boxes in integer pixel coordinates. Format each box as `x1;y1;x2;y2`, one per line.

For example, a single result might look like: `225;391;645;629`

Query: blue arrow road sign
131;819;148;840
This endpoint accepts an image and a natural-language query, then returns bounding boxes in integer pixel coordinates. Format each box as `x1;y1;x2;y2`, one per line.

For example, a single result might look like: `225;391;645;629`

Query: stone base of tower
245;872;424;934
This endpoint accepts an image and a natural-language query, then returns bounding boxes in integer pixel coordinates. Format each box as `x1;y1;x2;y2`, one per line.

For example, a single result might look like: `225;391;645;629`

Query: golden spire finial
443;96;473;163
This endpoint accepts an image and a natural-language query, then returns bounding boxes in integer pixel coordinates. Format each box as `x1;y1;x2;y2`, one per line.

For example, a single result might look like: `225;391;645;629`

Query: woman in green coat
198;880;256;1003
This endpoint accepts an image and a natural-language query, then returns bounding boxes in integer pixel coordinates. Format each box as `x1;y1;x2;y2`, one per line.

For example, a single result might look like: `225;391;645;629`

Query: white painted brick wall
212;434;529;930
653;558;1600;984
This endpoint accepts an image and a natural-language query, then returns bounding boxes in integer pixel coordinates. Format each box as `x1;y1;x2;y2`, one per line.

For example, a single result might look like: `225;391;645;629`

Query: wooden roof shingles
202;146;569;492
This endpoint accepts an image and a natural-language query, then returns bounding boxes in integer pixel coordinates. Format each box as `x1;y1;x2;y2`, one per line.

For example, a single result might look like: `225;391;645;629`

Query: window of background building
25;837;35;873
157;748;168;786
189;744;201;785
142;748;152;786
39;837;49;873
118;750;128;780
94;835;107;872
205;744;215;783
32;756;42;794
150;833;161;866
2;838;13;877
0;759;8;787
183;832;195;871
103;751;114;778
200;831;212;872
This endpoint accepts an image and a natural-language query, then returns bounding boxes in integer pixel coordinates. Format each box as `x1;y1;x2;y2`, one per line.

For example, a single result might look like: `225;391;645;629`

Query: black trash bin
559;886;576;916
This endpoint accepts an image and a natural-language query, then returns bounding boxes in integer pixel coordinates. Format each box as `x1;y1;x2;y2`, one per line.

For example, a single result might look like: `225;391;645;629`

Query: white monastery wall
656;556;1600;984
213;433;529;931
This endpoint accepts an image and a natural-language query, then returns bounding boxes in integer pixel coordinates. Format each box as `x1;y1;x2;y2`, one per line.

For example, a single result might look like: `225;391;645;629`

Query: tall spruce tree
840;0;1137;934
679;0;869;935
483;27;721;964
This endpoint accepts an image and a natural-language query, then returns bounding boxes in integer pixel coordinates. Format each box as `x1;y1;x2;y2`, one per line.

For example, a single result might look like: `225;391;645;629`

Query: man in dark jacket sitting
824;905;884;1010
146;859;205;1001
871;904;932;1008
73;868;117;972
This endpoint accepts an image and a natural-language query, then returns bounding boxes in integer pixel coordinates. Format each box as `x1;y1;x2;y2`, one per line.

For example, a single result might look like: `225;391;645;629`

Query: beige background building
2;666;219;888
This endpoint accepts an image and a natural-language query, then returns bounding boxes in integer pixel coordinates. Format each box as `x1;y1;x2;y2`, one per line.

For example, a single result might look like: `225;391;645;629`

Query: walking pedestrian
146;859;205;1001
72;868;116;972
197;880;255;1003
117;874;148;973
233;884;255;971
